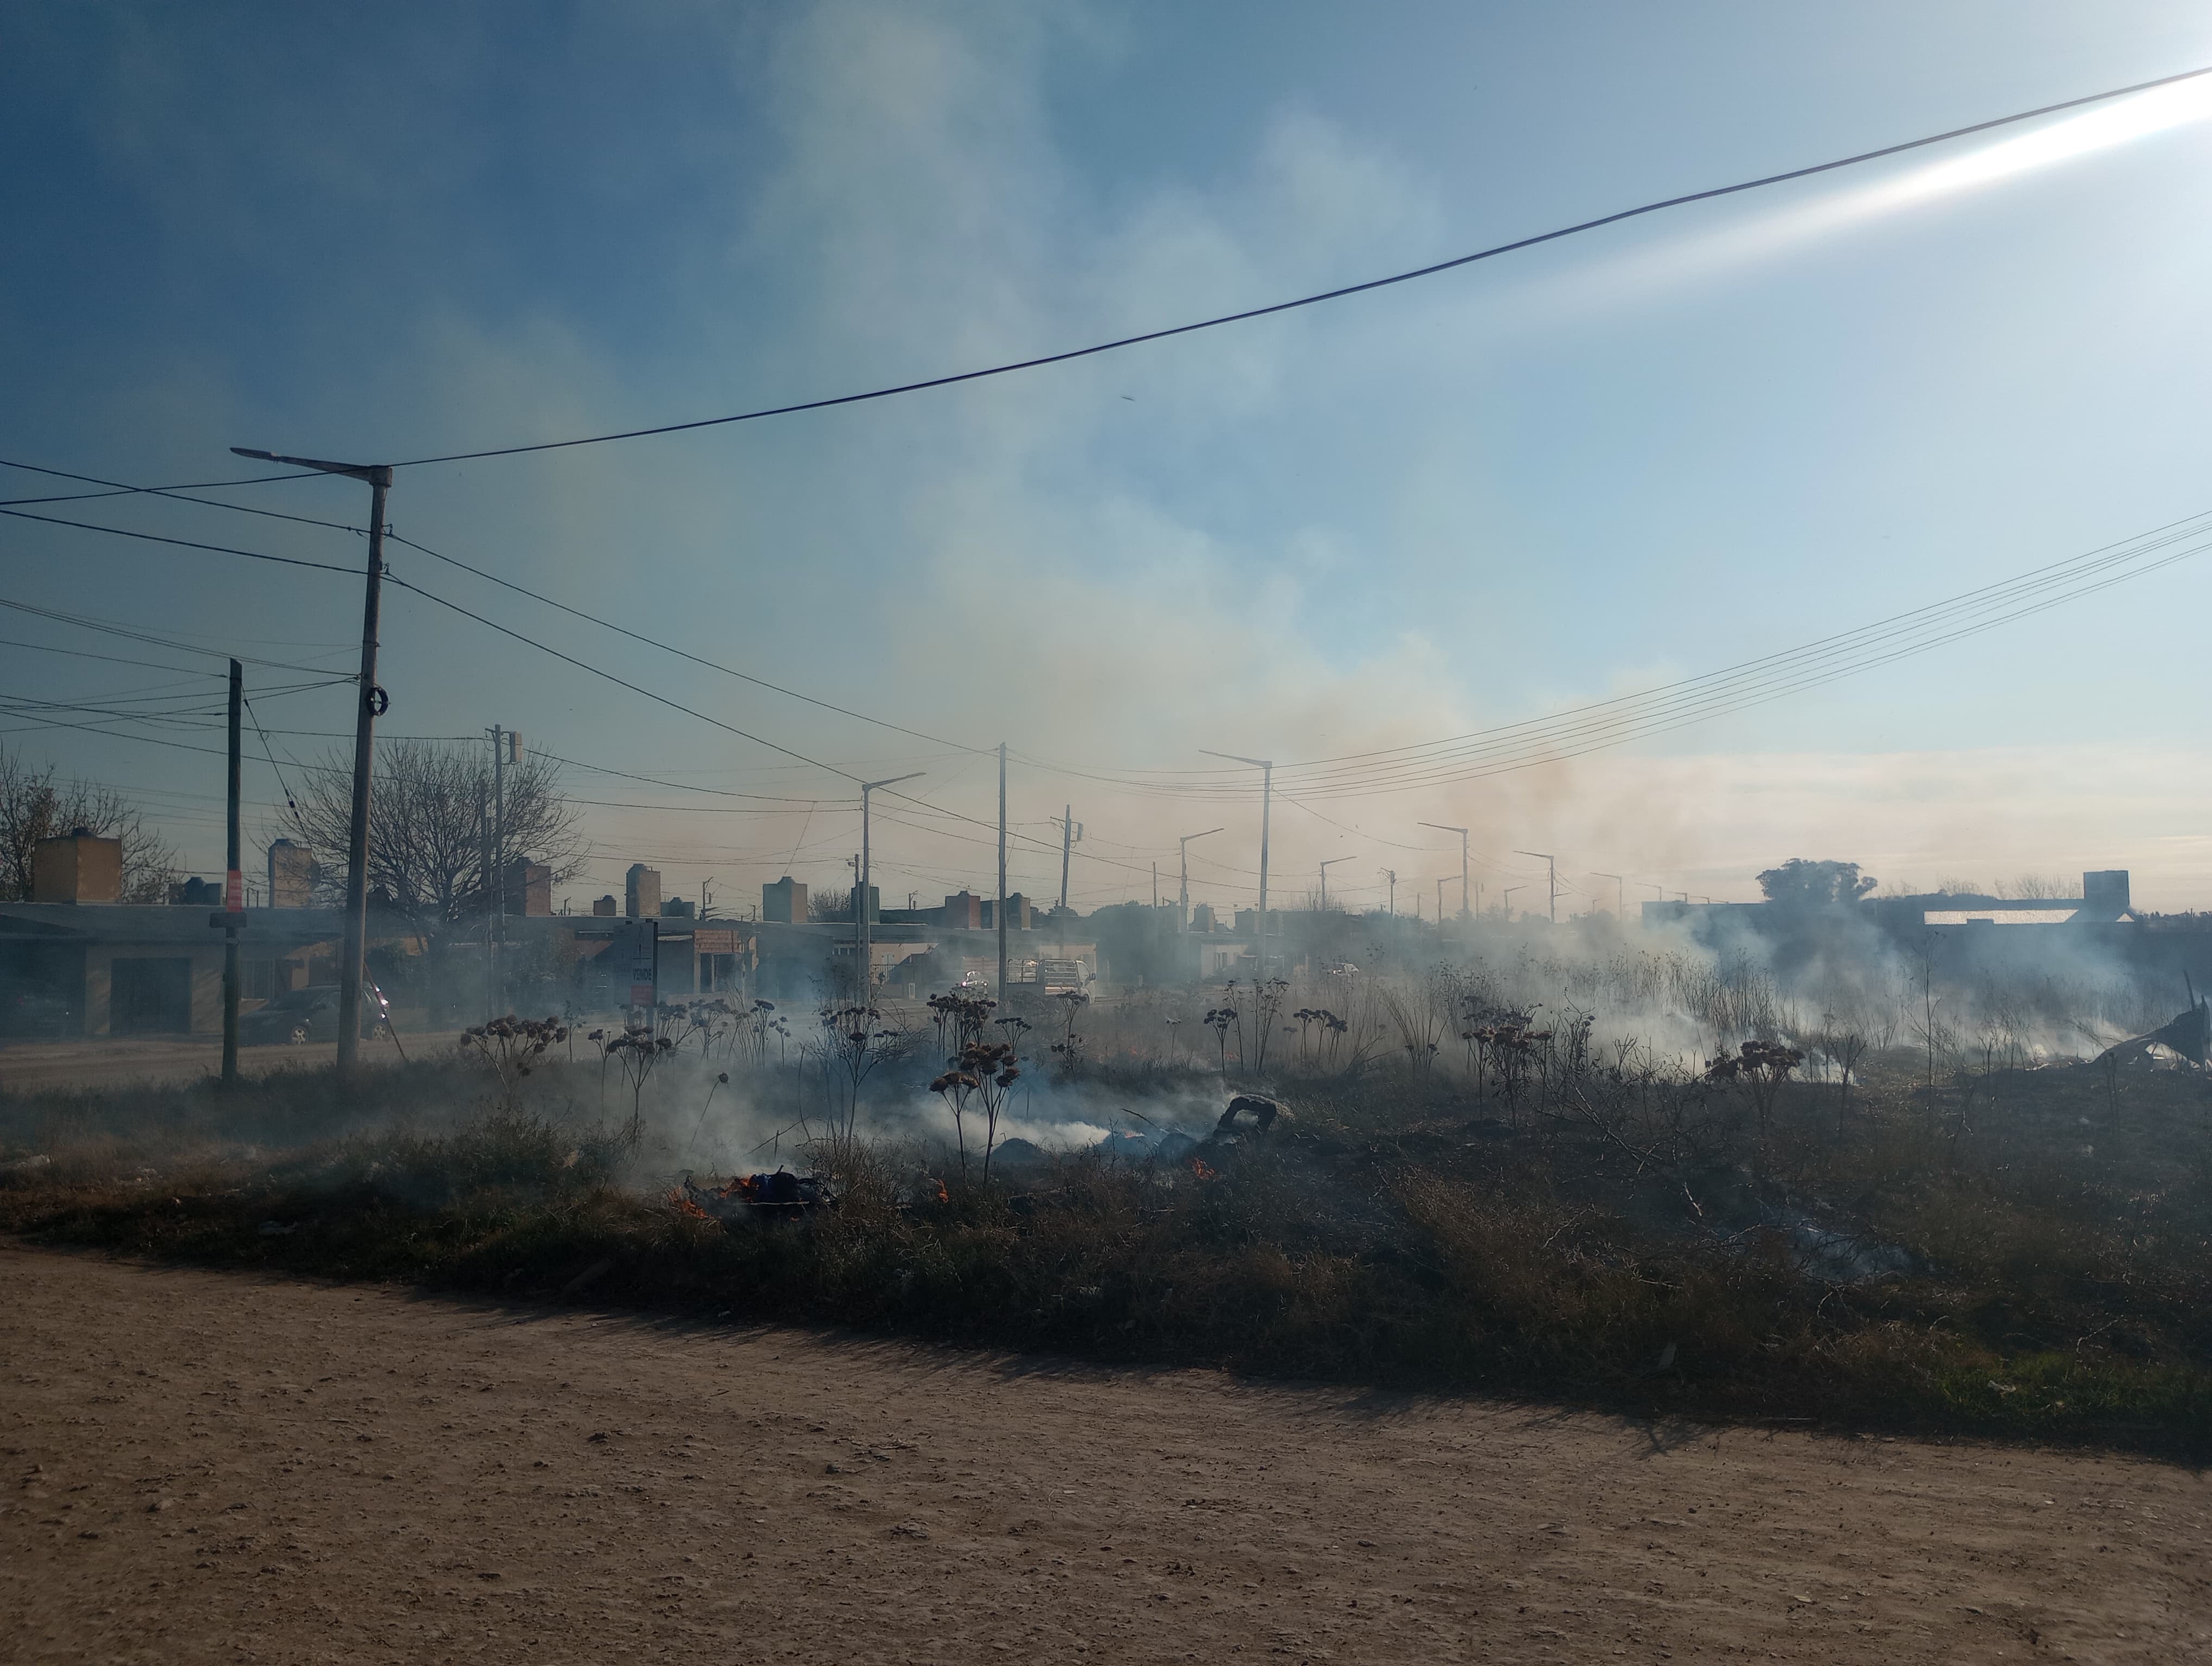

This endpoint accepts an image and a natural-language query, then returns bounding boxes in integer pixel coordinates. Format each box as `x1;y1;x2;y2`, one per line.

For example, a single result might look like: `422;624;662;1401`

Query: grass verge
3;1065;2207;1460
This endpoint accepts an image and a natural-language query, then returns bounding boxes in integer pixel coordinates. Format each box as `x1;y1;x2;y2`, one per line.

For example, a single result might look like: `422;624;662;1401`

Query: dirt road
2;1245;2205;1664
0;1032;452;1093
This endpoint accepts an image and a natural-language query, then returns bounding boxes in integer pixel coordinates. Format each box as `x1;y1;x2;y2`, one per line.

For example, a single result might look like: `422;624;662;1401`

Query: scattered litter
679;1170;833;1222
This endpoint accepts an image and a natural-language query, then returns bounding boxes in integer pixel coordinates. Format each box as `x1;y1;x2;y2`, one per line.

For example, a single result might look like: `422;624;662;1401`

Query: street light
1591;870;1625;920
857;772;923;1002
1199;751;1272;972
1502;885;1522;919
230;445;393;1073
1178;826;1224;930
1319;855;1352;912
1514;849;1558;924
1419;822;1471;921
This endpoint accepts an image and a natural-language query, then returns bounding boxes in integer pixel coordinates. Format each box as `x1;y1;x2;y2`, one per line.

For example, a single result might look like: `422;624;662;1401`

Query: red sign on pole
224;869;243;913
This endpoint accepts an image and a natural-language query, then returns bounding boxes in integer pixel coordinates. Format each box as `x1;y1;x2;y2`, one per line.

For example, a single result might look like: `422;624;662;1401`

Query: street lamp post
1178;826;1224;930
857;772;922;1003
1592;870;1625;919
230;446;392;1073
1319;855;1352;912
1199;752;1271;973
1419;822;1470;921
1515;849;1558;924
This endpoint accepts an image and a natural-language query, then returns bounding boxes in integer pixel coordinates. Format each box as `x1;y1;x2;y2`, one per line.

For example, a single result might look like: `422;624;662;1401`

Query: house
0;900;353;1037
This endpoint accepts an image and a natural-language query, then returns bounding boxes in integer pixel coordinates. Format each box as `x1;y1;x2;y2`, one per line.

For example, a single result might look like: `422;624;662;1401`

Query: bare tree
282;738;586;946
0;742;179;903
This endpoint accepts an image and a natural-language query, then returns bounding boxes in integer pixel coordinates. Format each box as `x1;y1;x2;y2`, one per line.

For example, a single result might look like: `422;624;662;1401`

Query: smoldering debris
2089;991;2210;1071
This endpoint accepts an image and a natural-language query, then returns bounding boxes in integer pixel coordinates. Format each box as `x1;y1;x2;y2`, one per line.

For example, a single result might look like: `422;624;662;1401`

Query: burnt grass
3;1051;2210;1458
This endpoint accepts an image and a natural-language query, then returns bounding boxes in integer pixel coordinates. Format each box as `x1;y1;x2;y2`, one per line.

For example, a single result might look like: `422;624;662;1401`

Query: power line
0;507;359;574
0;454;988;755
0;636;232;680
381;571;870;784
0;460;340;509
1014;510;2212;799
268;63;2202;470
383;530;985;753
0;458;368;532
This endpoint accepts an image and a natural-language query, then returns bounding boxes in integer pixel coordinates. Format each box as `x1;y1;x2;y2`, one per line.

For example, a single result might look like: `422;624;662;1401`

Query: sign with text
612;919;658;1010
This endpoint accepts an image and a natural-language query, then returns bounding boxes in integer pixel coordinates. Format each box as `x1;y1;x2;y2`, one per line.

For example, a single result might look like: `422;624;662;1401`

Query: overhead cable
365;66;2212;467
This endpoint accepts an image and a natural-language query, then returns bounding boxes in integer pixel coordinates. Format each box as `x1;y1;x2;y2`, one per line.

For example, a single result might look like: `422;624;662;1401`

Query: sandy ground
0;1033;452;1094
2;1245;2206;1665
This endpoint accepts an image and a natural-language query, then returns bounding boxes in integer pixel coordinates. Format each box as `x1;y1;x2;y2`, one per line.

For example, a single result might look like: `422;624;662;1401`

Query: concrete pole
1257;762;1271;975
996;742;1007;1002
490;724;505;1015
858;772;922;1006
1198;752;1270;969
336;470;390;1072
1178;827;1222;931
221;659;242;1085
1516;850;1558;924
1058;805;1073;912
230;448;393;1075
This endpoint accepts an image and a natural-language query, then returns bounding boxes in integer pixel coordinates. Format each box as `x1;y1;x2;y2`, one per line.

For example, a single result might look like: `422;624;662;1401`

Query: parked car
0;980;78;1038
237;983;389;1045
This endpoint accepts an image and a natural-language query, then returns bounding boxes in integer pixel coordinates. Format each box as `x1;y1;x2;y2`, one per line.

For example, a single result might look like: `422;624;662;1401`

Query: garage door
112;957;192;1034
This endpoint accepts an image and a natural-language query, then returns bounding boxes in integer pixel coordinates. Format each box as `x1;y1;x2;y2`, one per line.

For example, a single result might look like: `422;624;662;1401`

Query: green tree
1755;858;1876;908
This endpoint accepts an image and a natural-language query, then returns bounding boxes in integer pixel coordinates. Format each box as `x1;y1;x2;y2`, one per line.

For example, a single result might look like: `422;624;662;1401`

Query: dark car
0;981;79;1038
237;984;388;1045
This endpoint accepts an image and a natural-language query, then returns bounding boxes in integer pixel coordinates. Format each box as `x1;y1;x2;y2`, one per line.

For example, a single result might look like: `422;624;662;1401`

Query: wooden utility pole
230;447;392;1073
220;659;242;1085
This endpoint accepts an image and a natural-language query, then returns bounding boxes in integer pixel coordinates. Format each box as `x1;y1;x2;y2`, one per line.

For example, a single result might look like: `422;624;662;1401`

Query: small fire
668;1190;711;1221
1189;1158;1217;1181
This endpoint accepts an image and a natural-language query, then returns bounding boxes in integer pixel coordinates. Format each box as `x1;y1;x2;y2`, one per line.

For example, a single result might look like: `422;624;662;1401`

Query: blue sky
5;2;2212;913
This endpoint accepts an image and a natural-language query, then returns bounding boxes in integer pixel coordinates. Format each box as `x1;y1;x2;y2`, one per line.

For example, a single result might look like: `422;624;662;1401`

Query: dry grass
2;1044;2207;1457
